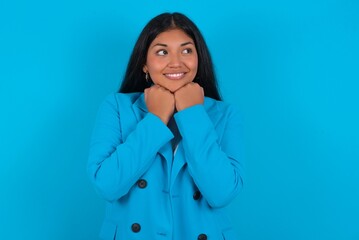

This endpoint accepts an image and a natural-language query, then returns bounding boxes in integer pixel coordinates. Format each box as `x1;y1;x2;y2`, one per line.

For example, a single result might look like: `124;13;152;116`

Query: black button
198;233;207;240
193;190;201;200
131;223;141;233
137;179;147;188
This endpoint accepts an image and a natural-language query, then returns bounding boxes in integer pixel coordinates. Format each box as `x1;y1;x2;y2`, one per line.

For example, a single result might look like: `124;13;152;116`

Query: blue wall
1;0;358;239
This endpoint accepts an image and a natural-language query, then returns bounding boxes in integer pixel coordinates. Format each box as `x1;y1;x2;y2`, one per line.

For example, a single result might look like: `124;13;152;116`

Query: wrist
154;113;171;124
176;102;202;112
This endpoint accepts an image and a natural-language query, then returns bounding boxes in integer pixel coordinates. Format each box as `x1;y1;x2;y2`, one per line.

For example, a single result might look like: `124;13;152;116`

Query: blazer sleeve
174;104;245;208
87;94;173;202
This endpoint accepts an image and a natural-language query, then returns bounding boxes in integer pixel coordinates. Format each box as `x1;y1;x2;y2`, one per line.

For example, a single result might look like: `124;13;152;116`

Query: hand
174;82;204;111
144;85;175;124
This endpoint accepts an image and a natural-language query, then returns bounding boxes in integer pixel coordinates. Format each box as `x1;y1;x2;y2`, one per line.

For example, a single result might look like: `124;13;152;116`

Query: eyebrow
151;42;194;48
180;42;193;46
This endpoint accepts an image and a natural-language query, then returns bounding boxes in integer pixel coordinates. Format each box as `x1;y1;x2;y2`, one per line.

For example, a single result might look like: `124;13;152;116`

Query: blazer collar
131;93;147;122
133;93;147;110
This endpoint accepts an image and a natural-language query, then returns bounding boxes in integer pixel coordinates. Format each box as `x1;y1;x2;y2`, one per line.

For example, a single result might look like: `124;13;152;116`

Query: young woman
88;12;244;240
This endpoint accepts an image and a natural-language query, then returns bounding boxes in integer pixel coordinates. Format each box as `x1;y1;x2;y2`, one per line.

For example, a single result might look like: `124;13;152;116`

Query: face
143;29;198;92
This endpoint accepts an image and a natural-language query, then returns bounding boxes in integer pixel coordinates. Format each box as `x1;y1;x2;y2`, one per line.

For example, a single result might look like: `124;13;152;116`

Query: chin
167;85;184;93
169;81;193;92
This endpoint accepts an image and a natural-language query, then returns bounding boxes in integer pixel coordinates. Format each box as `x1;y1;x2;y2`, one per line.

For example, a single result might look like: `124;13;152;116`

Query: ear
143;65;148;73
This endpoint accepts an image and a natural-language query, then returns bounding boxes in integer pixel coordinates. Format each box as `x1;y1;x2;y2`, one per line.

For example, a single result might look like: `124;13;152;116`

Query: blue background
1;0;358;239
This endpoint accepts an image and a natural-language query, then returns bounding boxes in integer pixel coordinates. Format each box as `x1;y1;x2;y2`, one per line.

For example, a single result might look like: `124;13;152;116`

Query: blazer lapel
132;93;147;122
170;142;186;186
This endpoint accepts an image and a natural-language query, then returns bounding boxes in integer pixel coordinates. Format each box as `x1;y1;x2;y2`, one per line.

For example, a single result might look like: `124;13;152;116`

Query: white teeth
165;73;185;79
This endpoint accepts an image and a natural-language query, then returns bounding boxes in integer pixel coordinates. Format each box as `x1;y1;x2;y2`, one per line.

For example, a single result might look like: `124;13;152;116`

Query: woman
88;12;244;240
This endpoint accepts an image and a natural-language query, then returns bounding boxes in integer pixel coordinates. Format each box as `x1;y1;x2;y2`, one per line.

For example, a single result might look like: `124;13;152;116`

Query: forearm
175;105;244;208
87;95;173;202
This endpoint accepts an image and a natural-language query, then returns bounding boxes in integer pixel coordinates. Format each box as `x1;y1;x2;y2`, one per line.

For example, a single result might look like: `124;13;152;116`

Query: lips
164;72;186;80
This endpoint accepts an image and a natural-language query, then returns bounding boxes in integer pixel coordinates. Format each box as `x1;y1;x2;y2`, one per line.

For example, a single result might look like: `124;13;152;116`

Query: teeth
165;73;185;79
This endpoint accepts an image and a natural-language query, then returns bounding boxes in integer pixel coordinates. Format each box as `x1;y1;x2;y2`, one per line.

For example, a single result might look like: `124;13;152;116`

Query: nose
168;53;181;68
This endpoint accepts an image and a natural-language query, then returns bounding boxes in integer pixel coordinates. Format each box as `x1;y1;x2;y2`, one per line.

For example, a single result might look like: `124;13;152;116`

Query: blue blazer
88;92;244;240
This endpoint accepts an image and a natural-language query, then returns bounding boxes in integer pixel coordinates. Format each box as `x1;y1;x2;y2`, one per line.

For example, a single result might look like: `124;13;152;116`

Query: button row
137;179;201;202
133;180;204;237
131;222;207;240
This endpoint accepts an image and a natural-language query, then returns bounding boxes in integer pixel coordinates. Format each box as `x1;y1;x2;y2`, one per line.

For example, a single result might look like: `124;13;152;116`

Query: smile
164;72;186;80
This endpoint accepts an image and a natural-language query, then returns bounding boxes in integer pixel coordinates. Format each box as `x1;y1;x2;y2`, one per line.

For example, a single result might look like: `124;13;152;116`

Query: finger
151;84;160;90
144;89;148;101
191;82;200;88
173;84;186;94
158;85;173;94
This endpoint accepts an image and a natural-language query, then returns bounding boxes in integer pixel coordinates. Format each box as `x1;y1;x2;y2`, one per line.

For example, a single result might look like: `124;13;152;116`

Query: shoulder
102;92;142;105
204;97;240;118
202;97;242;130
98;92;142;111
96;92;142;116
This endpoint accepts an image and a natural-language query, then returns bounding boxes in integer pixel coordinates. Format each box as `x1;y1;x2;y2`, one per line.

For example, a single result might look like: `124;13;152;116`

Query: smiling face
143;29;198;93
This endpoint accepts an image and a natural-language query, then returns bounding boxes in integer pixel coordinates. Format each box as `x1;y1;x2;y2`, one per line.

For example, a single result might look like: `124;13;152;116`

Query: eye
156;49;168;56
182;48;193;54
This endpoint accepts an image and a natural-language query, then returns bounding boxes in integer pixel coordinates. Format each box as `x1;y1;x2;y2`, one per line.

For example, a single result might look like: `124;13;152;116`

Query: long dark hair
119;12;221;100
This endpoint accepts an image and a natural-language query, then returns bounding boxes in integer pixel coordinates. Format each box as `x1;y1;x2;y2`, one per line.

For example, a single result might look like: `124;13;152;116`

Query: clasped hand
144;82;204;124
